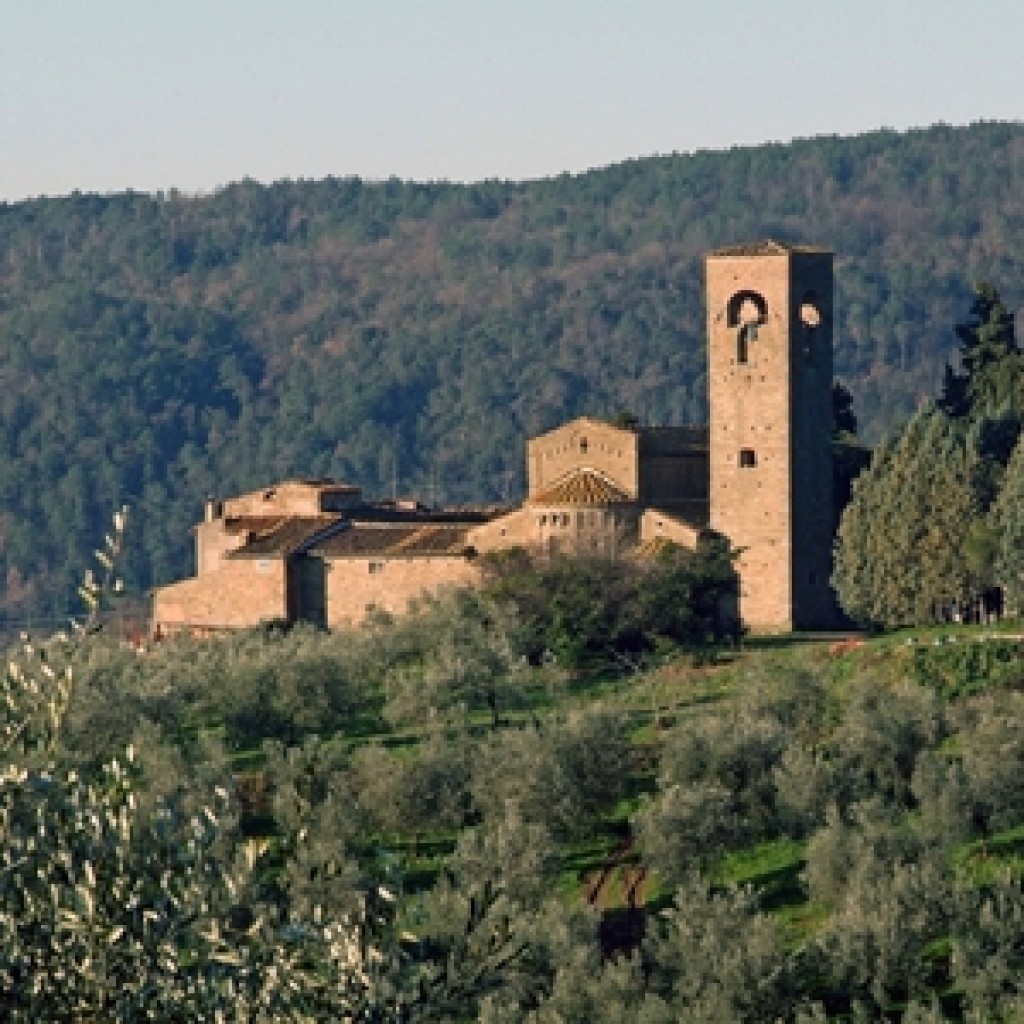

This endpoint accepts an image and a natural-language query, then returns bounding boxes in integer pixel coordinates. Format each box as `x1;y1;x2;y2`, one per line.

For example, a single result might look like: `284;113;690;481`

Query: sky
2;1;1022;202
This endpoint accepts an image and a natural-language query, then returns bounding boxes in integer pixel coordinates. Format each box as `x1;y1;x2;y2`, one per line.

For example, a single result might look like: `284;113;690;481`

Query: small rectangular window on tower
739;448;757;468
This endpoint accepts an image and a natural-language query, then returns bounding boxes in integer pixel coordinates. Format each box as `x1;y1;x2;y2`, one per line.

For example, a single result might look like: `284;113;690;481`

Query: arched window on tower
727;290;767;365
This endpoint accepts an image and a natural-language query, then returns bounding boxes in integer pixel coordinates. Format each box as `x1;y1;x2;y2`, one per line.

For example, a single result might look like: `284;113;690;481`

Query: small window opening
799;294;822;359
800;299;822;329
739;449;757;468
579;437;589;454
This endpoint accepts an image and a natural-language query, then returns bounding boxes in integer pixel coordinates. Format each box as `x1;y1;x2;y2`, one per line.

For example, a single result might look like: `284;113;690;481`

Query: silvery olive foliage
641;876;791;1023
0;755;376;1020
6;507;1024;1021
0;510;399;1020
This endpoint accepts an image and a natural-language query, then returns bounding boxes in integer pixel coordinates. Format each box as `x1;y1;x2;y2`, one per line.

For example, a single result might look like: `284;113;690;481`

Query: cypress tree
832;435;894;627
994;436;1024;616
917;417;979;619
833;408;945;628
833;407;983;628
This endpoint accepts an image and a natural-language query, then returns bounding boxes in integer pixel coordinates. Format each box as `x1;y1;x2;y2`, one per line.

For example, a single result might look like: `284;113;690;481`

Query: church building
150;241;837;635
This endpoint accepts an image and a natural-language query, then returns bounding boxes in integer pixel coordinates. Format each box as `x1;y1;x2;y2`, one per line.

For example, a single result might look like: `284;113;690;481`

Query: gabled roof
531;467;632;506
313;523;473;558
348;502;498;524
529;414;638;443
706;240;831;258
226;516;347;558
270;478;361;493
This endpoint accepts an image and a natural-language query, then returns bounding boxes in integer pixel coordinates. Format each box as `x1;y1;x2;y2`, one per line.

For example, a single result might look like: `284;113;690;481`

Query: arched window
726;290;768;328
727;290;767;365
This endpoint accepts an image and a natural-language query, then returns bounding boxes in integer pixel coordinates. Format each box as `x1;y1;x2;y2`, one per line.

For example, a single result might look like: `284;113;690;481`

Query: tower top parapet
706;239;832;259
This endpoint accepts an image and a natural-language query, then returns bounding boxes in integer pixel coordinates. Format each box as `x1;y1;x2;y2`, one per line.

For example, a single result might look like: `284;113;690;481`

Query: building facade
706;241;836;630
150;241;837;636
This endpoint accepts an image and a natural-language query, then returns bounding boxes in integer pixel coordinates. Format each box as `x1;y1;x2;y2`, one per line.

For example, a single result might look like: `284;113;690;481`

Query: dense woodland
3;531;1024;1020
3;121;1024;620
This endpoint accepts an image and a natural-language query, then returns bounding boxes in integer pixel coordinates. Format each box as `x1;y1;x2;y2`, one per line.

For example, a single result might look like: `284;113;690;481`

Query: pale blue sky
2;1;1022;201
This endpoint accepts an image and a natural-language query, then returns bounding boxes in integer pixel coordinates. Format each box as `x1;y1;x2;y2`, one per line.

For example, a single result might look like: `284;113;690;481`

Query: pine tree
940;283;1023;418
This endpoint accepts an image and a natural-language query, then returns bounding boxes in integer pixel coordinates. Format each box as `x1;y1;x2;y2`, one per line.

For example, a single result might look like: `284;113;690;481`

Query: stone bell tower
705;241;835;631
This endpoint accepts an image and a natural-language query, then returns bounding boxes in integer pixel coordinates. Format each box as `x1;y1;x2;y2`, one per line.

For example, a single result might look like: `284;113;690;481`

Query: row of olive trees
6;512;1024;1019
628;661;1024;1021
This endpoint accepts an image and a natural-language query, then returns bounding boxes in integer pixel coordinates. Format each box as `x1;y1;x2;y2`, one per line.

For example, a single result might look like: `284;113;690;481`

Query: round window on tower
799;295;822;360
800;302;822;328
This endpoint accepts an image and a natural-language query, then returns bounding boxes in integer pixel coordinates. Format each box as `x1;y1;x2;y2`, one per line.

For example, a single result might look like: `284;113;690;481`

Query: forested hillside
2;121;1024;619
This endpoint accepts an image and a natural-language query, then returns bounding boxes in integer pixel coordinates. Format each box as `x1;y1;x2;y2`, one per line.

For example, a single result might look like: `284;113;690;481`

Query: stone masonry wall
152;559;288;633
196;518;250;576
527;418;639;498
324;555;484;627
639;509;703;550
707;249;796;630
706;246;835;631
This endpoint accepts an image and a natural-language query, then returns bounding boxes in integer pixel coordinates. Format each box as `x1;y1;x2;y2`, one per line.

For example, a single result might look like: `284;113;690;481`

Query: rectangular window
739;449;757;468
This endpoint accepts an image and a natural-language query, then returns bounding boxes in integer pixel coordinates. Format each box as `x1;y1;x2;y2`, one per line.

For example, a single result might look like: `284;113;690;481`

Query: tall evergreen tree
916;419;980;619
940;283;1022;417
993;435;1024;615
837;285;1023;629
833;407;981;628
831;436;895;627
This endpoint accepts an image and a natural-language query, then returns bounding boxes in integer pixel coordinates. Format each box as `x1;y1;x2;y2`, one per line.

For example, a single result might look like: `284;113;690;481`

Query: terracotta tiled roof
348;503;497;524
531;468;632;506
221;516;287;536
314;524;473;558
226;516;345;557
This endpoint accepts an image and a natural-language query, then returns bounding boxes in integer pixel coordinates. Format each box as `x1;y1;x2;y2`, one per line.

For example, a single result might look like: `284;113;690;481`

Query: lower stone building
149;421;710;635
150;481;496;635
